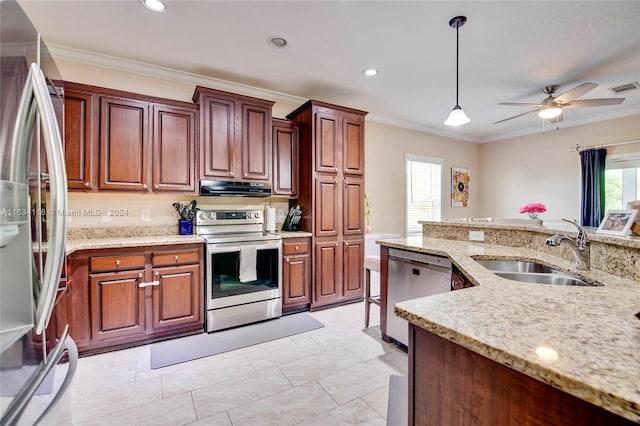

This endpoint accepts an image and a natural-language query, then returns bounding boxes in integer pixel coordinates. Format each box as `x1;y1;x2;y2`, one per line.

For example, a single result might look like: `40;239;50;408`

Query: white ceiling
18;0;640;143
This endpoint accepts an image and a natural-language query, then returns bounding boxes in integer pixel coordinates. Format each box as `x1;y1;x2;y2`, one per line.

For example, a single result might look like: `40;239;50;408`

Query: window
406;154;442;235
605;153;640;211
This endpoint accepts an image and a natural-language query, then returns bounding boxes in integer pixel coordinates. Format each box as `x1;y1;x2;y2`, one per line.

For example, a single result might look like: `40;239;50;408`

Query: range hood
199;180;272;197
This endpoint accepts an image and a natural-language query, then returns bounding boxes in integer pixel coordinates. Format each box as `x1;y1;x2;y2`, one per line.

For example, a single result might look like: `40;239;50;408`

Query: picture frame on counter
596;209;638;236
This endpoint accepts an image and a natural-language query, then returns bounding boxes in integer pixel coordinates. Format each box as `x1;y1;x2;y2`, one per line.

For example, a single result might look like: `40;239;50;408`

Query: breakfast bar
377;222;640;424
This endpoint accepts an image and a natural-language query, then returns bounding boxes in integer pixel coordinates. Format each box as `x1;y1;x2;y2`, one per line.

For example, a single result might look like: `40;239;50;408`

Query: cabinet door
90;270;146;340
315;177;339;237
342;117;364;175
314;111;340;174
283;254;311;308
343;177;364;235
99;97;149;191
64;90;95;190
342;239;364;298
152;104;197;192
201;95;235;179
241;103;271;181
272;120;299;197
151;264;201;331
313;240;341;305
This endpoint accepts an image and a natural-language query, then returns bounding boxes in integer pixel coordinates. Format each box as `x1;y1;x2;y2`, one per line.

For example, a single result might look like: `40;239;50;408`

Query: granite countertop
278;231;313;238
65;235;205;255
379;236;640;422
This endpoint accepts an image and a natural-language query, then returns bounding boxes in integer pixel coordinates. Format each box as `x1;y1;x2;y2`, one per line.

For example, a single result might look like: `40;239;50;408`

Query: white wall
477;115;640;223
364;121;482;236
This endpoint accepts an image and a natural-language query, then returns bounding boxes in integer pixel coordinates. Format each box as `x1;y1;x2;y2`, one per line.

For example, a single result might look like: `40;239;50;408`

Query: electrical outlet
141;209;151;222
469;230;484;241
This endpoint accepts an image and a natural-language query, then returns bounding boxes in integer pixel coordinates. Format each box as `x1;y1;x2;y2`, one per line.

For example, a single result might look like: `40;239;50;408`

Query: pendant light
444;16;471;126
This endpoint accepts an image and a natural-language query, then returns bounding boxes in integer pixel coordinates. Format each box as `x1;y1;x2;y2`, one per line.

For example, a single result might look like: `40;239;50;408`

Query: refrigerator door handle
0;325;78;426
11;63;68;336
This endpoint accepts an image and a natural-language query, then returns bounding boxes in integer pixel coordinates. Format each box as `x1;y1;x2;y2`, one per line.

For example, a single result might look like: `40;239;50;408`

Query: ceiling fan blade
494;109;539;124
499;102;543;107
563;98;625;108
554;82;597;103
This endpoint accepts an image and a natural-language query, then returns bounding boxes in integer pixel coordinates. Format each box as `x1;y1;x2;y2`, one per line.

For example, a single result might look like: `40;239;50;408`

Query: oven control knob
207;212;215;220
254;211;260;219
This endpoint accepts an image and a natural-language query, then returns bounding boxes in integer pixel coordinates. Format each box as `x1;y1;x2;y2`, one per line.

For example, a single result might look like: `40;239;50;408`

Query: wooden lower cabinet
409;325;633;426
282;238;311;313
342;239;364;299
68;244;203;354
312;238;364;308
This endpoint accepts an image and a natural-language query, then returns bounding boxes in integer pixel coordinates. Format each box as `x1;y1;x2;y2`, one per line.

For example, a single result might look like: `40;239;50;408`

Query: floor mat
150;313;324;369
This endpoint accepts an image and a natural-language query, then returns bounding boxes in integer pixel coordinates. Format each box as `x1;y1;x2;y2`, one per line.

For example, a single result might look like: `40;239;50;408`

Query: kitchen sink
474;259;557;274
494;272;592;286
474;258;598;286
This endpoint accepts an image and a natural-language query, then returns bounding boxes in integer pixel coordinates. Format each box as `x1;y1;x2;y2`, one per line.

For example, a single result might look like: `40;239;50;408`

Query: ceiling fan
494;82;625;124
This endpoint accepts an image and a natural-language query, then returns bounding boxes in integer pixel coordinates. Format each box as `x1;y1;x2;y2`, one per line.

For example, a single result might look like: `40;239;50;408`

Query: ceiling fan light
142;0;167;12
538;107;562;119
444;105;471;126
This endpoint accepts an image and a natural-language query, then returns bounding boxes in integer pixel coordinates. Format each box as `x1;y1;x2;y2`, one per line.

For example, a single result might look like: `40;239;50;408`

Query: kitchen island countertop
378;236;640;422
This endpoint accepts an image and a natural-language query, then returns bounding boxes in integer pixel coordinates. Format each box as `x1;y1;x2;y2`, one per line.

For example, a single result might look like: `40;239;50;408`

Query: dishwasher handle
388;248;451;270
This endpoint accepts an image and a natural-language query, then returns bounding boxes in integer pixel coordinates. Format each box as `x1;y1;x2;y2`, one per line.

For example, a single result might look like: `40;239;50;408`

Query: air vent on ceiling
609;81;640;94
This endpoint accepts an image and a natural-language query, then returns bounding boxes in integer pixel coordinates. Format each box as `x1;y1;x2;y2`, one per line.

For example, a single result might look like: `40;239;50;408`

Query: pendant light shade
444;16;470;127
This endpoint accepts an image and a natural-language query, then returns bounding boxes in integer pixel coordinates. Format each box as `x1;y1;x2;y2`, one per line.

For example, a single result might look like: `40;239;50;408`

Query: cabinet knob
295;246;299;251
285;258;289;263
335;242;339;247
115;260;120;266
174;255;179;261
138;272;143;278
142;184;148;190
155;184;159;190
155;271;159;276
84;182;90;188
243;173;248;177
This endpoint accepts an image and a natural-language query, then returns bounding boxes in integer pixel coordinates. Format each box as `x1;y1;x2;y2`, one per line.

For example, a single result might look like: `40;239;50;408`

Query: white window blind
406;154;442;235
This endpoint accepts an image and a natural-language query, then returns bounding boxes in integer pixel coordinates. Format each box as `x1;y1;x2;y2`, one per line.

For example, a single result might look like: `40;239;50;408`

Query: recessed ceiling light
268;37;288;48
142;0;167;13
362;68;379;77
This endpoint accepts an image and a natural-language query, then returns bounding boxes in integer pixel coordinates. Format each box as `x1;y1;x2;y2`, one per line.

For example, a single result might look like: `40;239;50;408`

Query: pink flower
519;203;547;214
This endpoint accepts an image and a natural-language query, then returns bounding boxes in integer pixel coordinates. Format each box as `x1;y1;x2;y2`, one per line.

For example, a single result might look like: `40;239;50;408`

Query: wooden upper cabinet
241;103;271;181
152;104;197;192
343;177;364;235
199;95;235;179
272;119;299;198
314;110;340;174
342;117;364;175
99;96;149;191
193;86;274;183
64;90;95;190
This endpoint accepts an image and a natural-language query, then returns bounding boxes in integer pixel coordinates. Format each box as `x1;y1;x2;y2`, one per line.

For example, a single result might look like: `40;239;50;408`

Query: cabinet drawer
152;249;200;267
283;240;310;255
90;255;145;272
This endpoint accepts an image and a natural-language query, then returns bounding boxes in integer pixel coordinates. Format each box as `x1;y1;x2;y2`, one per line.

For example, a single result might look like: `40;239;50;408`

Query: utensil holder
178;219;193;235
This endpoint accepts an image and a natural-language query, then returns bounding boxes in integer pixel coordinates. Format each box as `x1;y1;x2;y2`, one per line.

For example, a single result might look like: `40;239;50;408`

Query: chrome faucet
545;218;590;270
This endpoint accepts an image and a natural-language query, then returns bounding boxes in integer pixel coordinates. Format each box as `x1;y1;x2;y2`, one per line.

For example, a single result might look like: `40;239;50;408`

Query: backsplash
66;192;290;233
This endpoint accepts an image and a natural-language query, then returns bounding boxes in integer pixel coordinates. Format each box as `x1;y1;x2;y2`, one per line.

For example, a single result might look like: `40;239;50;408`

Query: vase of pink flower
519;203;546;219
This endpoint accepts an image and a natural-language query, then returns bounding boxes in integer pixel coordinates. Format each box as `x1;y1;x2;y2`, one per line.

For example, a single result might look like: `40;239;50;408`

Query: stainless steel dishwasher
387;248;451;346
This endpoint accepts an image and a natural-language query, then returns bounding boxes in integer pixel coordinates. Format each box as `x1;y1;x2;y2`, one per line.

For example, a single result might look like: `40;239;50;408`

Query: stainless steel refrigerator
0;1;77;424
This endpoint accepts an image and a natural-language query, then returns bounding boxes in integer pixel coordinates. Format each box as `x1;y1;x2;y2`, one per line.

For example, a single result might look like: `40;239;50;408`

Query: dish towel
239;246;258;283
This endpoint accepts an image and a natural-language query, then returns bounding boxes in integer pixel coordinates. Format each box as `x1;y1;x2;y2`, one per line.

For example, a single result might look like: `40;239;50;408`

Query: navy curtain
579;148;607;227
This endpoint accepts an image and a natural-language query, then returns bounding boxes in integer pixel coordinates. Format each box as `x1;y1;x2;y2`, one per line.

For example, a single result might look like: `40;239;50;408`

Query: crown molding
47;43;306;106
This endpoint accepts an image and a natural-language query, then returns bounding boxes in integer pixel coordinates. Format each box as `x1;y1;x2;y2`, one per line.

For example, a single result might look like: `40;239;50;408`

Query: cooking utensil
172;202;183;216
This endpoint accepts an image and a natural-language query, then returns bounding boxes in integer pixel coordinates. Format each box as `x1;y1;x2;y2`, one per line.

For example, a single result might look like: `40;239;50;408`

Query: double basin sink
474;259;598;286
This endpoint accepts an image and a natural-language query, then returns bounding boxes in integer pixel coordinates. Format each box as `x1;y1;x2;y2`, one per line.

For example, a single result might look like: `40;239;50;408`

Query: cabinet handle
150;280;160;286
174;255;179;261
84;182;90;188
115;260;120;267
138;282;146;288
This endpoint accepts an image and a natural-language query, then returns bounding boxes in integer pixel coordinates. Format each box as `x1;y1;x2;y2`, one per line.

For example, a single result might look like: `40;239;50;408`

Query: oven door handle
207;242;281;254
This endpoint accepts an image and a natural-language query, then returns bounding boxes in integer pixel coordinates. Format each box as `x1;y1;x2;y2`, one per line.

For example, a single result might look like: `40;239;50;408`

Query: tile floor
34;302;407;425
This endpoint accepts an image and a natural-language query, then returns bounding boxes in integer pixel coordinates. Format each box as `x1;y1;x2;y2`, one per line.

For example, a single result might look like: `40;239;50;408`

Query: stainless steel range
196;208;282;332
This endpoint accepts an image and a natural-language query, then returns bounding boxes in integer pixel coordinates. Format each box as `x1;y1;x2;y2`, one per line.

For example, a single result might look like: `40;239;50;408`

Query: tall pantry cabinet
286;101;367;309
